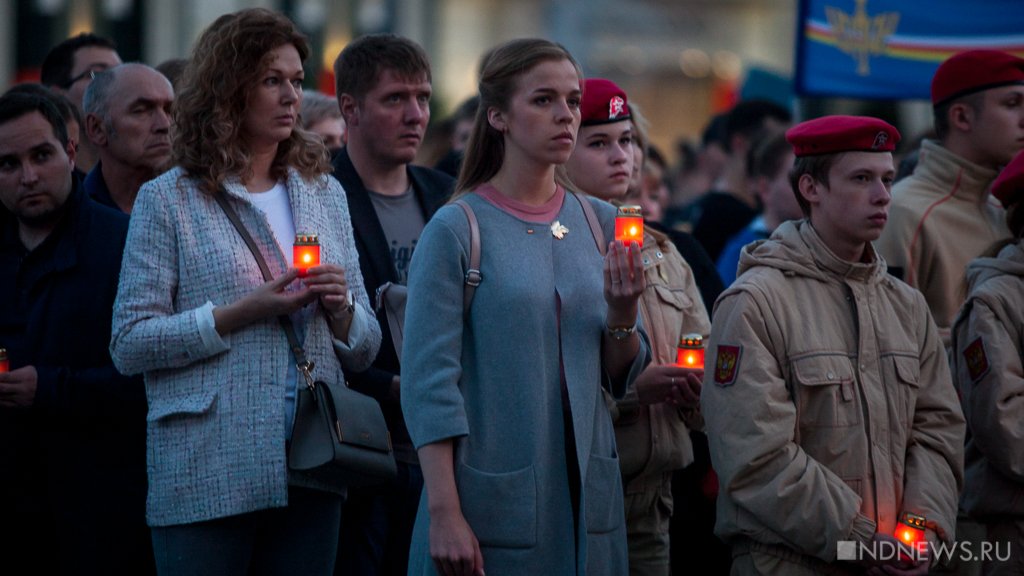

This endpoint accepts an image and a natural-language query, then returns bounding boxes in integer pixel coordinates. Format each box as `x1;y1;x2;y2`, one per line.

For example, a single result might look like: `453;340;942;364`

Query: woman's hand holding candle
303;264;355;343
636;364;703;407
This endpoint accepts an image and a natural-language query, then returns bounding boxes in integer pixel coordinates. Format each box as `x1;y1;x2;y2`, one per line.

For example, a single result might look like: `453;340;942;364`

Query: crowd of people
1;6;1023;576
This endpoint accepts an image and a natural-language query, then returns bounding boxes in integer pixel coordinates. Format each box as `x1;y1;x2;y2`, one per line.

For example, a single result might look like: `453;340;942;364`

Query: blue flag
795;0;1024;100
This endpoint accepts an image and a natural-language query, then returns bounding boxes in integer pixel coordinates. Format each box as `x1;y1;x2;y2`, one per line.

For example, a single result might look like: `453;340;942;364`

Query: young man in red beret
877;49;1024;346
702;116;965;575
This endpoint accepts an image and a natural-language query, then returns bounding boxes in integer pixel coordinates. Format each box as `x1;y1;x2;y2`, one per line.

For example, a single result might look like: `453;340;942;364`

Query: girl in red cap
400;39;648;576
565;77;711;576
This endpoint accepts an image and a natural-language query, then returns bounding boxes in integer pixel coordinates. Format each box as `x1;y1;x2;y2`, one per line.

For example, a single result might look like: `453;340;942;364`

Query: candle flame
629;225;638;236
686;354;695;365
303;254;312;264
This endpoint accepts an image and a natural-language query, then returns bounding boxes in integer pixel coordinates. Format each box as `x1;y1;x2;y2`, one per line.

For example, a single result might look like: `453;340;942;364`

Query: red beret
932;50;1024;106
581;78;631;126
785;115;901;157
992;150;1024;208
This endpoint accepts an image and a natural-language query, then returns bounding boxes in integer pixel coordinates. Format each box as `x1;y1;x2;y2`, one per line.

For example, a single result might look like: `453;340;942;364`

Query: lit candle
615;205;644;247
293;233;320;277
0;348;7;373
676;333;704;370
895;513;927;547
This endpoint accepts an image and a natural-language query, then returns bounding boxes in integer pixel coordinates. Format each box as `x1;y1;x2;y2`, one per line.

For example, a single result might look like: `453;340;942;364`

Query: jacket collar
332;147;436;287
799;221;884;283
914;140;1000;203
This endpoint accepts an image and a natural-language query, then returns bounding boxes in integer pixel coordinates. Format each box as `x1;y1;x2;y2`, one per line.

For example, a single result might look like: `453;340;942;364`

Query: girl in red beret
564;78;711;576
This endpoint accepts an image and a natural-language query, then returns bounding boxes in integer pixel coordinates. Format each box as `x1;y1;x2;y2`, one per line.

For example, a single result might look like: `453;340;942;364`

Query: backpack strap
572;192;607;256
454;199;482;313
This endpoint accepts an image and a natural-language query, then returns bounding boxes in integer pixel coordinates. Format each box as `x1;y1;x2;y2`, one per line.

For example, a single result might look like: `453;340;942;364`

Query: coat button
827;371;835;380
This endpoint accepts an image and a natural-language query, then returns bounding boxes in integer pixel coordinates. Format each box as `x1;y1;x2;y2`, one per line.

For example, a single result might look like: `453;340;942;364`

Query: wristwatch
606;323;636;341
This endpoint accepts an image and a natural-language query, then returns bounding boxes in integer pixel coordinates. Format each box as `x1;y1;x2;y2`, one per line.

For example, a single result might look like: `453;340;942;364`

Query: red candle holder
0;348;8;373
895;512;927;547
615;205;644;247
676;333;704;370
293;233;320;277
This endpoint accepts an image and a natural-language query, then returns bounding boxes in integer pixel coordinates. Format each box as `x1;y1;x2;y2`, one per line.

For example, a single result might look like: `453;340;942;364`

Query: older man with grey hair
83;63;173;214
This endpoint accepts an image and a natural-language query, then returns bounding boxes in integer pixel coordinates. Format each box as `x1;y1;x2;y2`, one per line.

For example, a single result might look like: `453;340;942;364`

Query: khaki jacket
951;240;1024;520
702;221;965;571
876;140;1008;345
611;228;711;481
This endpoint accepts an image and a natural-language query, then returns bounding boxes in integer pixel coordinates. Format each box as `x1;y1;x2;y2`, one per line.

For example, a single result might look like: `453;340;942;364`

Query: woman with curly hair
109;8;380;575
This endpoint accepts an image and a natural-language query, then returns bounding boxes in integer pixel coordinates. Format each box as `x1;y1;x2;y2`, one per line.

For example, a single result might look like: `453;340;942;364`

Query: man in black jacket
0;92;151;574
331;34;453;576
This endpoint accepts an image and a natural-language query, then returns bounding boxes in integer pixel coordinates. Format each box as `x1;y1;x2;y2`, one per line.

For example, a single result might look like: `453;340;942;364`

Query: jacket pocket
458;463;537;548
651;283;693;311
147;387;218;422
886;353;921;431
791;354;860;428
585;454;624;534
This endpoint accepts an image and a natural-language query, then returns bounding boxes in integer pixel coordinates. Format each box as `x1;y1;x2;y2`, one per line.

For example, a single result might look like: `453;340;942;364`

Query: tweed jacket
402;190;649;575
110;167;380;527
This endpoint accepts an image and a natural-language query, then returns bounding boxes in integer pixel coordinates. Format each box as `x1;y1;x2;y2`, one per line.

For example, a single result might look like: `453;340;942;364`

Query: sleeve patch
714;345;743;387
963;337;990;384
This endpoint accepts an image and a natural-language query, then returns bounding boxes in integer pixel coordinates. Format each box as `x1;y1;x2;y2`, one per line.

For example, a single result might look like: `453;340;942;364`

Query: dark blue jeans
335;461;424;576
151;486;342;576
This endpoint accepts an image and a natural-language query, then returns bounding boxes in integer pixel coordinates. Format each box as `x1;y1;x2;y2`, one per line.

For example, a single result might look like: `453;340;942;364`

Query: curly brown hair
173;8;329;194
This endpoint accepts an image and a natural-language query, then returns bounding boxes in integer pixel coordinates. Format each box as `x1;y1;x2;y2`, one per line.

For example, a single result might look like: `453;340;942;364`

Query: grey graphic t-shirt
367;186;426;285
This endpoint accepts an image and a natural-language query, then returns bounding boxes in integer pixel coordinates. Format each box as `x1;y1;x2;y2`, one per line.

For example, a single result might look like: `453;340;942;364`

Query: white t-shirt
247;181;295;264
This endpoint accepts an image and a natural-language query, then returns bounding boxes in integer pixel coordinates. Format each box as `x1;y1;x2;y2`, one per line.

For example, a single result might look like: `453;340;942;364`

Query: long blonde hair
455;39;582;197
173;8;329;194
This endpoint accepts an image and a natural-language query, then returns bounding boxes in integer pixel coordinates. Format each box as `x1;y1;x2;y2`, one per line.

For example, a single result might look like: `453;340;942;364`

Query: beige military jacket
611;228;711;481
876;140;1008;345
702;221;965;572
951;240;1024;520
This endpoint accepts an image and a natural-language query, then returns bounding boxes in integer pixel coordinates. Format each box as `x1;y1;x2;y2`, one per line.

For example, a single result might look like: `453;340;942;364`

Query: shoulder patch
714;345;743;387
963;337;990;384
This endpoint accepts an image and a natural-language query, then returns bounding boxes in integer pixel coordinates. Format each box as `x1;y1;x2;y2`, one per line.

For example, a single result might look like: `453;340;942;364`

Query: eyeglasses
63;67;103;88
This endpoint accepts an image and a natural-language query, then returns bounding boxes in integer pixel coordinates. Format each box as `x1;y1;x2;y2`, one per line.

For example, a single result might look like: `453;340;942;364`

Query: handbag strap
571;192;607;256
212;190;315;388
453;199;481;313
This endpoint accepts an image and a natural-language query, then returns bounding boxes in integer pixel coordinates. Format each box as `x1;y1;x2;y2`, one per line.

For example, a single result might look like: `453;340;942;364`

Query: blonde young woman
401;40;650;576
110;9;380;575
564;79;711;575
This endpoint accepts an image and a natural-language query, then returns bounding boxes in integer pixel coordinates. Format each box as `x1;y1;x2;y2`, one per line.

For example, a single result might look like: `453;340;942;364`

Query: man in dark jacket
0;92;152;575
330;34;453;576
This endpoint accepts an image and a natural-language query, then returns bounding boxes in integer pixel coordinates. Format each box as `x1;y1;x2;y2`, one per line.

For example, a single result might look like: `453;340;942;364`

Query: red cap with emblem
931;50;1024;106
581;78;631;126
992;149;1024;208
785;115;900;157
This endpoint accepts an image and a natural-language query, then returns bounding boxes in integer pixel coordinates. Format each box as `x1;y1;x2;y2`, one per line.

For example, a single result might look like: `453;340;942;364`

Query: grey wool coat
401;190;649;575
110;167;380;527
